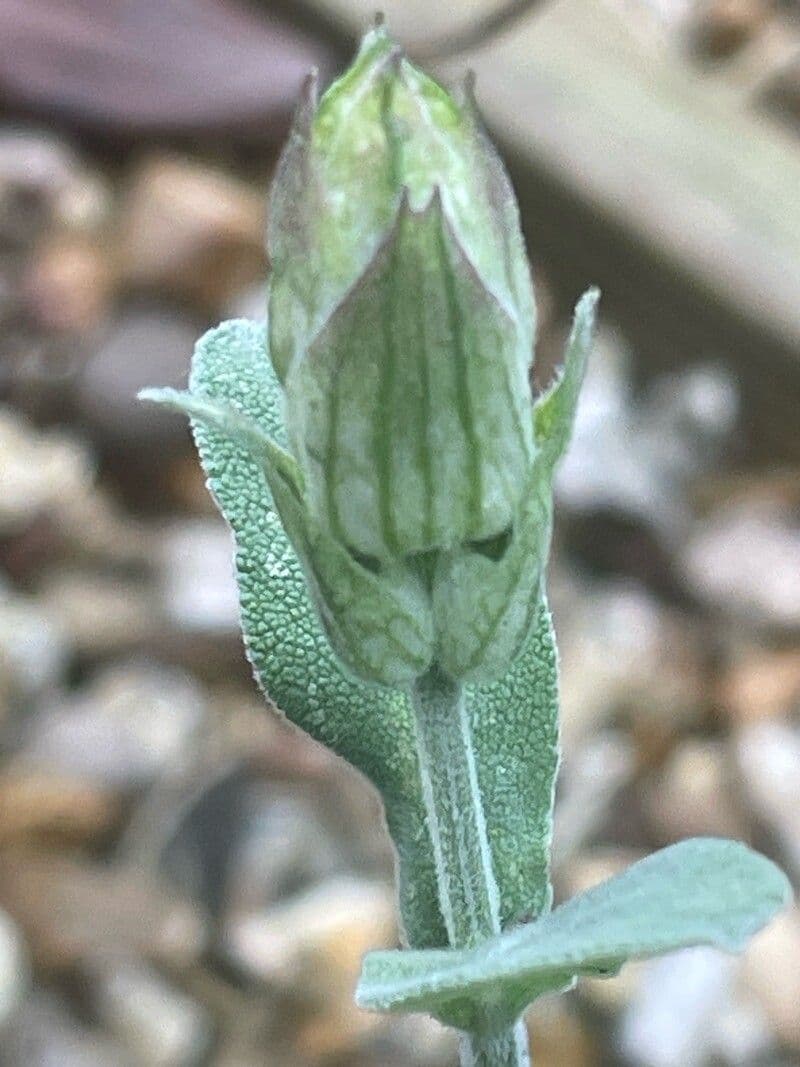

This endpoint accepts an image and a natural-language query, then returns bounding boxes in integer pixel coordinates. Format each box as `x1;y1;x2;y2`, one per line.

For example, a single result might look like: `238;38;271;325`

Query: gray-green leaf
143;319;446;949
357;838;792;1028
466;593;559;929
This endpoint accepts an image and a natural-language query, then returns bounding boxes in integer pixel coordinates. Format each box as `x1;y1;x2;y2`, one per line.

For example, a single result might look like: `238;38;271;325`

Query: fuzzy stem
410;664;530;1067
462;1022;531;1067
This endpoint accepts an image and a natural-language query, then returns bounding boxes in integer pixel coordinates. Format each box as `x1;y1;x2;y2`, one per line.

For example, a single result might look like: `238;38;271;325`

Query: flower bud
263;24;596;686
268;23;536;561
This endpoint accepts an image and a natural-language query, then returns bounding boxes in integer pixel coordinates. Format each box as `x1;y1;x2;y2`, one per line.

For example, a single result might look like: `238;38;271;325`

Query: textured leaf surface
167;318;446;948
358;838;792;1024
466;595;559;928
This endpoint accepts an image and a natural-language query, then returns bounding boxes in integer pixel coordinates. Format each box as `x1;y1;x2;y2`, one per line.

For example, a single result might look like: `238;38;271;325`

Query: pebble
0;765;120;847
22;661;205;789
735;720;800;875
711;990;775;1065
551;731;636;865
1;991;130;1067
688;0;770;60
618;947;738;1067
0;853;206;974
556;329;667;528
138;766;347;920
39;570;158;656
0;407;92;535
556;579;703;748
760;55;800;133
716;644;800;722
93;958;212;1067
0;589;68;705
224;875;394;990
0;128;79;244
682;501;800;629
53;167;114;236
0;0;334;137
226;787;344;915
528;997;597;1067
223;877;395;1058
557;336;736;545
742;907;800;1051
75;303;204;453
120;155;265;314
642;740;745;842
377;1014;457;1067
23;231;116;335
158;519;241;633
0;128;77;197
561;848;643;900
228;281;267;323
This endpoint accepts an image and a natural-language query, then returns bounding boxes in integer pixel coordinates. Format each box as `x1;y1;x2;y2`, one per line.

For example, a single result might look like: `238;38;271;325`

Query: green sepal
433;467;552;683
534;287;599;472
357;838;792;1030
432;285;598;684
288;190;534;561
263;470;435;688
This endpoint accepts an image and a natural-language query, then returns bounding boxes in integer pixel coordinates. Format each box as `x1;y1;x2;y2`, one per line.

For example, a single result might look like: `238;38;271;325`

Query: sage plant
143;23;791;1067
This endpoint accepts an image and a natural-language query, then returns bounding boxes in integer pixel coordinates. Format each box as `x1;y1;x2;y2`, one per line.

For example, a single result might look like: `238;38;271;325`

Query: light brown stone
0;853;206;974
0;767;120;847
742;907;800;1049
24;232;116;334
120;155;265;313
223;877;395;1058
716;645;800;722
527;997;596;1067
643;740;745;842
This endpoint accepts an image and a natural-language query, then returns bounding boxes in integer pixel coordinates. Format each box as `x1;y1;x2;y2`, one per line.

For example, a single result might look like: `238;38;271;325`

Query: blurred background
0;1;799;1065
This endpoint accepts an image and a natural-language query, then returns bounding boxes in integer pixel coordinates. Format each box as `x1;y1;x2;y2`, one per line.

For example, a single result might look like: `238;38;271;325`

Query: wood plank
434;0;800;355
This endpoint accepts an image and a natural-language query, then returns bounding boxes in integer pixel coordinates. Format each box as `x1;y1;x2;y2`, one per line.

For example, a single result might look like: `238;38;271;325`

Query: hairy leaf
466;595;560;929
358;838;792;1027
144;319;445;948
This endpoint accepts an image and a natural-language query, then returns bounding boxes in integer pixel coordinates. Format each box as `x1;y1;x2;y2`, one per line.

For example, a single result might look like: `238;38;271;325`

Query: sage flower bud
268;23;536;561
258;23;595;686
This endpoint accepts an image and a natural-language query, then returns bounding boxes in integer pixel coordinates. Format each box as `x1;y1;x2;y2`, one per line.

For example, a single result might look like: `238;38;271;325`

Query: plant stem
410;664;530;1067
462;1022;531;1067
